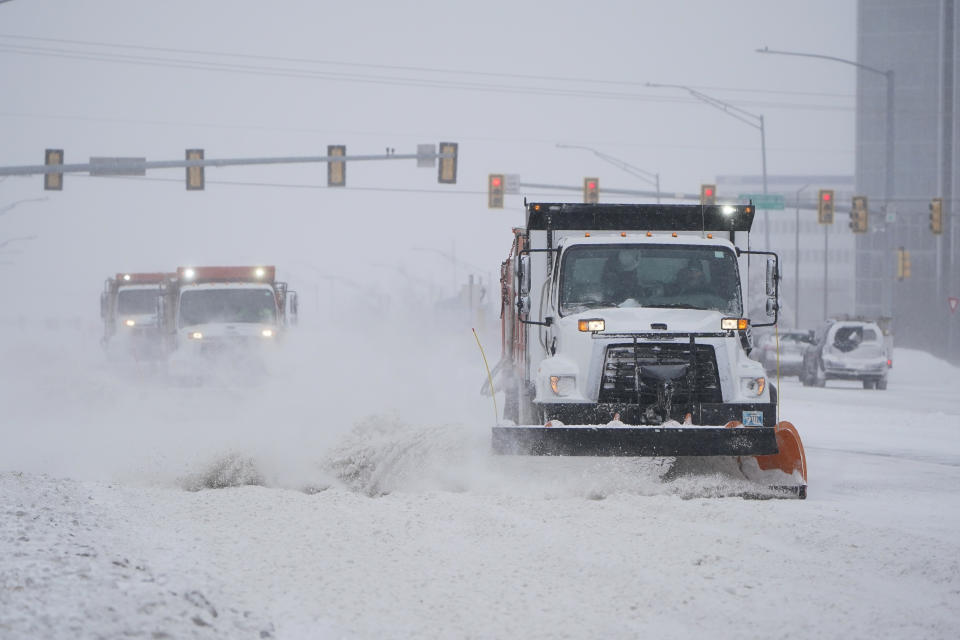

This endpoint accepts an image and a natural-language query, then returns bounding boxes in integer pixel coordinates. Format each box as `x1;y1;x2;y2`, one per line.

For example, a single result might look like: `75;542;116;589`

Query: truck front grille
599;342;722;405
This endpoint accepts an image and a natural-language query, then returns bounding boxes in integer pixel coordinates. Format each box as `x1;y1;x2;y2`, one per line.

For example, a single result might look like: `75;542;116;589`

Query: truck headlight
261;328;275;338
549;375;576;396
721;317;748;330
124;319;136;327
188;331;203;340
741;376;766;396
578;319;605;332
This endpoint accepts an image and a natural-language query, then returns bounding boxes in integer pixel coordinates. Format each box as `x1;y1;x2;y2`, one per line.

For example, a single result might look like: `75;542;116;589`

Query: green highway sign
738;193;785;210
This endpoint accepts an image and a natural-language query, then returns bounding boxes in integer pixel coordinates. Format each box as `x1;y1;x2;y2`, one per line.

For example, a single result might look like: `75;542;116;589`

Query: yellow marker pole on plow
774;323;781;420
472;327;499;423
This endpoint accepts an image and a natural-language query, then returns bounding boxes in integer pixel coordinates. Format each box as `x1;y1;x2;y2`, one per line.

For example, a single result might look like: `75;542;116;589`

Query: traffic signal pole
0;145;458;187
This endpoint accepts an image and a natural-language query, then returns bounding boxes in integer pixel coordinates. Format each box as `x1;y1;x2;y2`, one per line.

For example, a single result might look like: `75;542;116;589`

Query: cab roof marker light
707;233;713;239
584;232;590;237
646;231;653;237
672;232;678;237
620;232;627;237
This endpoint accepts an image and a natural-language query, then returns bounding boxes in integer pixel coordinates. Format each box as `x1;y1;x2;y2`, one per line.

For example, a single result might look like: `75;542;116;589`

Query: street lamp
757;46;895;317
756;46;894;204
555;144;661;203
645;82;769;247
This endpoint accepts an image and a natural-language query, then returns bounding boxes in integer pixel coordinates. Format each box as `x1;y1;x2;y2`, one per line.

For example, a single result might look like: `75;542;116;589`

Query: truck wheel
876;378;888;390
862;379;875;390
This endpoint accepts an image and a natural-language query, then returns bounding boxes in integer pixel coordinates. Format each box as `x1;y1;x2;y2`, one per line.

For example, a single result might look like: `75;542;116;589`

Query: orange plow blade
755;421;807;483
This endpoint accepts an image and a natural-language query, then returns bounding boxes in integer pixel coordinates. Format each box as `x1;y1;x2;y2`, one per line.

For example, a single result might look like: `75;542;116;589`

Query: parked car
800;319;890;389
754;329;815;376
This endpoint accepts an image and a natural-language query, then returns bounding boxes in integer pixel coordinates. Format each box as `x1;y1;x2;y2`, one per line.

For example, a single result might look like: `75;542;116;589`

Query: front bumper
538;401;777;428
822;361;887;379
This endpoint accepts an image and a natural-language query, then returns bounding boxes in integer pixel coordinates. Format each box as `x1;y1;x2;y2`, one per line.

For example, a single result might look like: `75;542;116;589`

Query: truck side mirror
765;257;778;296
766;297;779;316
517;254;531;296
287;291;299;326
518;294;530;315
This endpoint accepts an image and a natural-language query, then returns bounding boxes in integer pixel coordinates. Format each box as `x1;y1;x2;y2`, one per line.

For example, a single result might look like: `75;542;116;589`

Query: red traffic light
587;181;597;190
821;192;831;201
704;187;714;197
492;177;502;187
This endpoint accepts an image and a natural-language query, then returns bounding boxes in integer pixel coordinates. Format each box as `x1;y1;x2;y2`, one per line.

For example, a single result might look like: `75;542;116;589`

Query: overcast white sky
0;0;856;318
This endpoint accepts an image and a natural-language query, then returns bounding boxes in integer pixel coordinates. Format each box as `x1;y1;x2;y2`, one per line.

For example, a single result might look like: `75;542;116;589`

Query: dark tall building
856;0;959;361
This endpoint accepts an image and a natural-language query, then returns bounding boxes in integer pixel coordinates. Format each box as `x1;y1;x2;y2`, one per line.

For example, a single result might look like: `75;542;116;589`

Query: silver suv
800;320;890;389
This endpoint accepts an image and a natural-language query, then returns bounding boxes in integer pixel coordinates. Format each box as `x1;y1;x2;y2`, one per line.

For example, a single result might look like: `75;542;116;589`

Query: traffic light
584;177;599;204
849;195;868;233
488;174;504;209
817;189;835;224
700;184;716;205
327;145;346;187
438;142;458;184
896;247;911;280
930;197;943;234
185;149;204;191
44;149;64;191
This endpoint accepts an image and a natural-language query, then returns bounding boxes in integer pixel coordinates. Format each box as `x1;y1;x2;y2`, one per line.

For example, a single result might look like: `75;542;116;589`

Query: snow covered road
2;329;959;639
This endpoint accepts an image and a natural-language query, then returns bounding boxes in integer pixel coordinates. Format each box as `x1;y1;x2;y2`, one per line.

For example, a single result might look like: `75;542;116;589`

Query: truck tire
876;378;888;390
862;379;875;390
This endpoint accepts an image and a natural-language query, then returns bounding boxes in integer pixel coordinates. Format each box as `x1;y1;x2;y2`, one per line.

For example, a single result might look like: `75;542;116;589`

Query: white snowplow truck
100;272;172;361
158;266;298;378
487;202;807;498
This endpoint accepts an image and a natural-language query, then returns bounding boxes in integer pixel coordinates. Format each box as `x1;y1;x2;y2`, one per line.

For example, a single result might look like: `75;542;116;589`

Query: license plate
742;410;764;427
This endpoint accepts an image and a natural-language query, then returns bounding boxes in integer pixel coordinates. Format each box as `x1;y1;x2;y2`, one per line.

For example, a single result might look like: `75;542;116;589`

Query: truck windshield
559;244;742;316
179;289;277;326
117;289;160;315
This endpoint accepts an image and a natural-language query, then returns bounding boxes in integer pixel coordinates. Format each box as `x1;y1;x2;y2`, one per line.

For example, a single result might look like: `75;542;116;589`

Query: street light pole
757;46;896;319
645;83;769;246
756;47;894;205
555;144;661;203
794;184;811;328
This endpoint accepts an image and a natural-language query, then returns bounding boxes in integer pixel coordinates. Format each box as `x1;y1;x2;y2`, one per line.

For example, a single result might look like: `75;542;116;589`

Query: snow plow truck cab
486;202;807;498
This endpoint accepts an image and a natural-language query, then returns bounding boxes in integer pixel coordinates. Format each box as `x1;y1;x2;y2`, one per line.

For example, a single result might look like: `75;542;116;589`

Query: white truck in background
100;272;171;361
158;265;297;379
